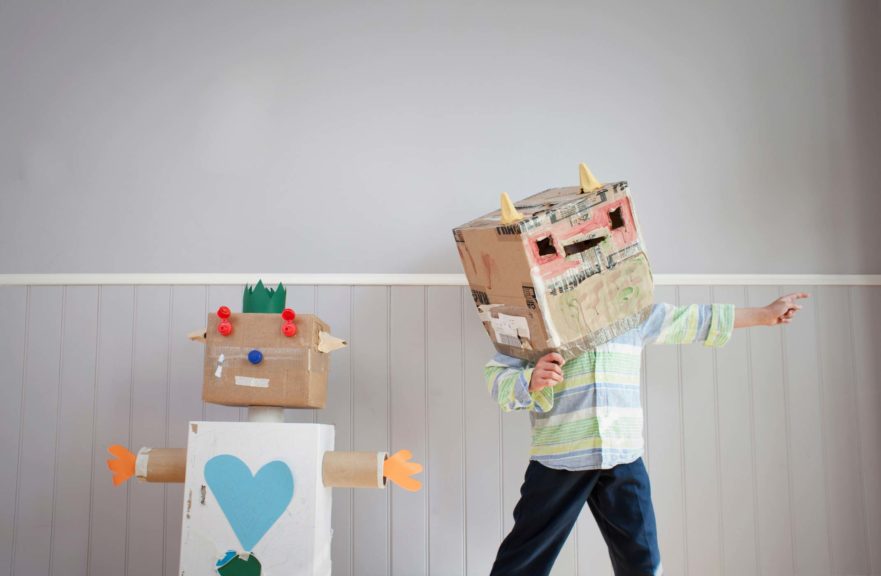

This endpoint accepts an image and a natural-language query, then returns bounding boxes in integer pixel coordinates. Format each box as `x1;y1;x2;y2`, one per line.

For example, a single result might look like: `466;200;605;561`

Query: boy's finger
546;352;565;365
539;369;562;382
542;363;562;376
538;370;562;384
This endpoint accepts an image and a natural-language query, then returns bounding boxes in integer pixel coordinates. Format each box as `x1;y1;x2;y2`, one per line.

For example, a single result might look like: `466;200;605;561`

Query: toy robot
106;281;422;576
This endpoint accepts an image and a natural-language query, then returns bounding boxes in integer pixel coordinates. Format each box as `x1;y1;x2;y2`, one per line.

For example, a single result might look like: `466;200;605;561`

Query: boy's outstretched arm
734;292;808;328
643;292;809;348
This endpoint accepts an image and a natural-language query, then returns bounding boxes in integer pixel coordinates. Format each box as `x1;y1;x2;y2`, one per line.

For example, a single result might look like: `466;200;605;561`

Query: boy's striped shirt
485;303;735;471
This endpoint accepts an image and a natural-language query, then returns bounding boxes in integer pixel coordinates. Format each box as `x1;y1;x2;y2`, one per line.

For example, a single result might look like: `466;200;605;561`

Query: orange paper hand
106;445;136;486
383;449;423;492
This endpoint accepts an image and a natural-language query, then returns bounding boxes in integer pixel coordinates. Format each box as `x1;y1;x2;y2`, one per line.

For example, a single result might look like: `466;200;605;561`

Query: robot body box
179;422;333;576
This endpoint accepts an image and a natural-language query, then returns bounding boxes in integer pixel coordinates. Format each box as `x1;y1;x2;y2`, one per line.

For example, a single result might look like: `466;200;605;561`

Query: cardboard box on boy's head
453;164;654;361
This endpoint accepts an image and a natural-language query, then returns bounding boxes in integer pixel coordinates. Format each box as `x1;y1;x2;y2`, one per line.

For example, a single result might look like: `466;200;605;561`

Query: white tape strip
234;376;270;388
135;448;151;480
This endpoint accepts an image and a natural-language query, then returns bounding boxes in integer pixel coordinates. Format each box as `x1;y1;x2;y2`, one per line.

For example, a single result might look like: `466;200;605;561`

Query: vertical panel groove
744;287;762;576
86;286;102;575
777;287;798;575
674;287;690;575
124;287;137;576
313;285;319;425
460;288;467;575
349;286;354;576
10;287;31;576
710;287;725;576
812;288;836;572
423;286;430;575
387;286;393;575
163;288;174;576
201;287;208;421
846;287;872;572
498;358;504;550
47;287;66;576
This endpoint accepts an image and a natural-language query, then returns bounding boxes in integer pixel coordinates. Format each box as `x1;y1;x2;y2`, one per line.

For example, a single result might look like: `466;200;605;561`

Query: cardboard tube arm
322;451;387;489
136;448;187;483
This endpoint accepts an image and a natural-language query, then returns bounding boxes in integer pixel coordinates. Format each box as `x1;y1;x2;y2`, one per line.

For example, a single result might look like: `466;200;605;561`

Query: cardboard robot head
203;281;347;408
453;164;654;361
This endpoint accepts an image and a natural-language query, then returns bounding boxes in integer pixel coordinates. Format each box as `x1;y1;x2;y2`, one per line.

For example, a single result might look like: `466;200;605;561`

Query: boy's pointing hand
529;352;565;392
766;292;809;325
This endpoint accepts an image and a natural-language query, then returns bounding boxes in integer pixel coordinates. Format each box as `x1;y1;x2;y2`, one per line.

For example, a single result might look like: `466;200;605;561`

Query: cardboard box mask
453;164;654;361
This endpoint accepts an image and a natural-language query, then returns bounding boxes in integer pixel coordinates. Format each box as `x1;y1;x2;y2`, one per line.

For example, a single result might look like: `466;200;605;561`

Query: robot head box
452;164;654;361
203;281;347;409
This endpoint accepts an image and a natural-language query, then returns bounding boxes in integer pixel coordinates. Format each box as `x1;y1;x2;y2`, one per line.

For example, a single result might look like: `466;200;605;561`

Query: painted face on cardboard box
202;281;347;408
453;164;654;361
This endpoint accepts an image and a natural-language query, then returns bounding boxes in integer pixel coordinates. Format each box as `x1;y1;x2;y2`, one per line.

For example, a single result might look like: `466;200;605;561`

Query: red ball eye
281;308;296;321
217;306;231;319
282;322;297;337
218;320;233;336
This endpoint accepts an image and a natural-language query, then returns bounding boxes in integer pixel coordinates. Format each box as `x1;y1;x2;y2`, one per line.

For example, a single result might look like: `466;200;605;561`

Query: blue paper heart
204;455;294;551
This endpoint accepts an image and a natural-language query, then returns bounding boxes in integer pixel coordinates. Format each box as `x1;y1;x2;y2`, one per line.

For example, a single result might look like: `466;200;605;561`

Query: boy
486;293;807;576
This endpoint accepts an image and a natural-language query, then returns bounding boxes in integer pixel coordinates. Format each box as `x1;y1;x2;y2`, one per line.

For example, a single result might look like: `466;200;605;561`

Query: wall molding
0;273;880;286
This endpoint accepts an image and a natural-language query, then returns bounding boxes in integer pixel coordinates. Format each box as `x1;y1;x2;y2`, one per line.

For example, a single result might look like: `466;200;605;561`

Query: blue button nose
247;349;263;365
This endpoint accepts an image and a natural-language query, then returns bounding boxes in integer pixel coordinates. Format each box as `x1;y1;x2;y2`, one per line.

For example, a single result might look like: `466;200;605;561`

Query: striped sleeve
485;353;554;413
641;303;735;347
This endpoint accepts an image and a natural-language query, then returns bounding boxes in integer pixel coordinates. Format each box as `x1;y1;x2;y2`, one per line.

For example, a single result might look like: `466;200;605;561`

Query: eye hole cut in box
609;207;625;230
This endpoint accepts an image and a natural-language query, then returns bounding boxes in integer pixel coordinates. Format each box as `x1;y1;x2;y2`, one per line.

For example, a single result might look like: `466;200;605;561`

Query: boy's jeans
490;458;663;576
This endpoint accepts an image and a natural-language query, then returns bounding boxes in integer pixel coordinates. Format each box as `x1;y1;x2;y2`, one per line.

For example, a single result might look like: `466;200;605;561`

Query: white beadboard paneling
0;287;28;576
780;285;832;576
2;281;879;576
51;286;99;576
89;287;135;576
165;286;208;576
315;286;353;576
462;286;503;575
679;286;722;575
128;286;172;576
747;285;796;576
713;286;760;576
351;286;390;575
643;285;686;575
426;286;466;575
389;286;427;575
500;411;531;537
816;286;871;575
14;286;64;576
577;505;610;576
850;286;881;575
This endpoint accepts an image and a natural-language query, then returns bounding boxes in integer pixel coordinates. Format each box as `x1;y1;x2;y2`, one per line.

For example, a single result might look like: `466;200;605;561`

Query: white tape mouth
234;376;270;388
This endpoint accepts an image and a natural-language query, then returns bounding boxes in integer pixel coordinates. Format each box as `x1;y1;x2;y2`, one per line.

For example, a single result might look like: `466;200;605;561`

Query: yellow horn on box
579;163;602;192
499;192;525;225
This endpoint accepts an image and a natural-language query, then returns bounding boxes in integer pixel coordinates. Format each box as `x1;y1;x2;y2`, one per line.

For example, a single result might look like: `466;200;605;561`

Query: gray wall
1;282;880;576
1;1;880;275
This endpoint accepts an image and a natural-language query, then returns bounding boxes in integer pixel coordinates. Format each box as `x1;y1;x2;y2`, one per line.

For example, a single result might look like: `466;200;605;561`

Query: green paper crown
242;280;287;314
